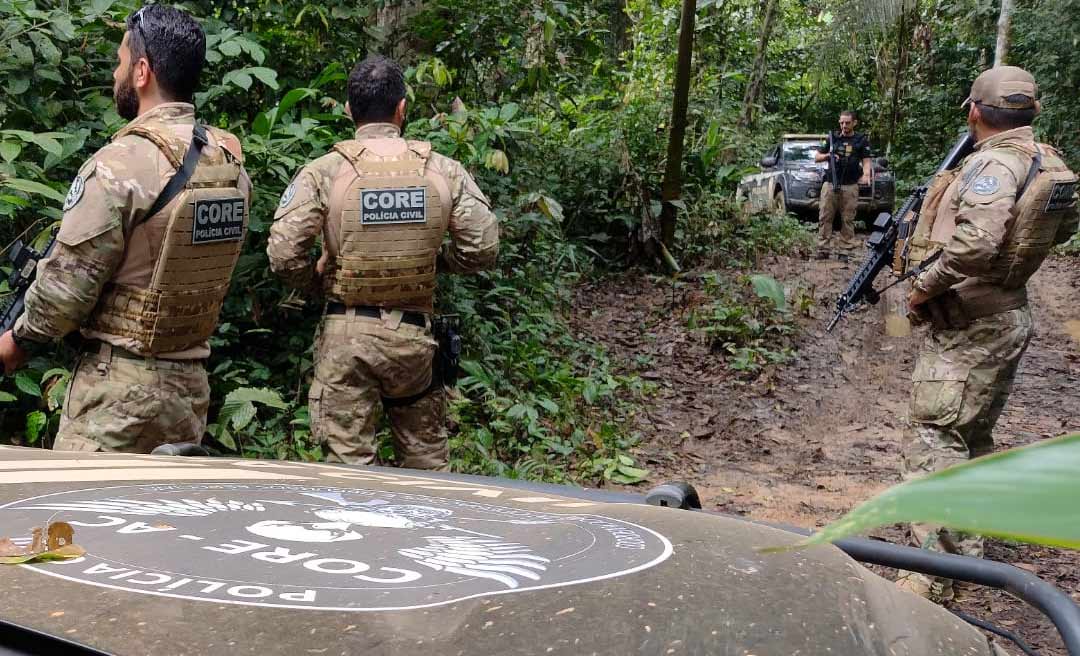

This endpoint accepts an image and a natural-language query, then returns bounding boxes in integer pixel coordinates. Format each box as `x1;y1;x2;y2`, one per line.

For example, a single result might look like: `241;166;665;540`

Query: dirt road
573;252;1080;655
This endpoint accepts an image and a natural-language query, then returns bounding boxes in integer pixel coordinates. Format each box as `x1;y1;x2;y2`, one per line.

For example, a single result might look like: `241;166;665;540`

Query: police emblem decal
63;175;85;211
279;182;296;208
2;483;672;612
971;175;1001;196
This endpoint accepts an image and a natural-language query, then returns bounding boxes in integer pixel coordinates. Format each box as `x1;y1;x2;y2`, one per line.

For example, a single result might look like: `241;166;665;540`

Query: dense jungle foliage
1;0;1076;483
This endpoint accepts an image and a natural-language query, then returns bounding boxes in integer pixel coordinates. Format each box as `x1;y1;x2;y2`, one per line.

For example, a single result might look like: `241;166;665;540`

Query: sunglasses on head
130;6;153;69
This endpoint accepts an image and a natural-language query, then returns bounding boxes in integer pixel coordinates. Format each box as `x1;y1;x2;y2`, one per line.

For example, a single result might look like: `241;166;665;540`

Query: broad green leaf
9;40;34;66
218;40;243;58
1;178;63;203
278;88;317;116
26;410;47;444
224;70;253;91
797;433;1080;550
49;14;77;41
248;67;279;90
6;77;30;96
0;391;17;403
231;400;258;431
0;142;21;162
14;372;42;398
750;274;787;313
41;368;69;383
29;32;60;66
88;0;117;16
224;387;288;410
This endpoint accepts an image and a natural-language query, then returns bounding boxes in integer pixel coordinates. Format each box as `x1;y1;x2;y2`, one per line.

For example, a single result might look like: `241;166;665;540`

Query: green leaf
14;372;41;398
26;411;47;444
223;70;253;91
248;67;279;90
230;400;257;431
796;434;1080;551
750;274;787;313
49;14;77;41
6;78;30;96
0;178;63;203
218;40;243;58
0;391;17;403
29;32;60;66
0;142;21;163
41;368;68;383
223;387;288;410
9;40;34;66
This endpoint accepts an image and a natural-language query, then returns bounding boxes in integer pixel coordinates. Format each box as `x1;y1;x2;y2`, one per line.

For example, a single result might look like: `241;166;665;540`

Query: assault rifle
827;131;841;195
0;226;58;335
825;134;975;332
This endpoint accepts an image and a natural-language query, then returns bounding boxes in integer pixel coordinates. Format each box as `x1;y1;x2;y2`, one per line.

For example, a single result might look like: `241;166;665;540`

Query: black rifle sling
139;124;209;227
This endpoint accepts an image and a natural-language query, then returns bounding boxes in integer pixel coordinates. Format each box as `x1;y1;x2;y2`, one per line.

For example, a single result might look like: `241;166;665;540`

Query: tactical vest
994;143;1077;289
325;139;449;314
87;121;248;354
895;143;1077;285
893;167;964;275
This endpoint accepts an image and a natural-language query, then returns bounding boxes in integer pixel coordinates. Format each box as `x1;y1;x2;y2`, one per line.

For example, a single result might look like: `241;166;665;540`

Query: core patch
1046;181;1077;212
360;187;427;225
193;197;246;244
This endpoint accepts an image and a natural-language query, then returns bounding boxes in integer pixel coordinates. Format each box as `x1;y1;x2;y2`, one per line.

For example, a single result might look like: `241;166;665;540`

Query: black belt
325;303;427;327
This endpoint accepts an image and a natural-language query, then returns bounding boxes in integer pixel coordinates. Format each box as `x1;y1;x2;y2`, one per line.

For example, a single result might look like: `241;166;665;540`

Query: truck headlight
792;171;821;183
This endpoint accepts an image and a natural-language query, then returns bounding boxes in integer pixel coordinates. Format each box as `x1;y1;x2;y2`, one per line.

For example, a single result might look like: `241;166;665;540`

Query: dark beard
114;71;139;121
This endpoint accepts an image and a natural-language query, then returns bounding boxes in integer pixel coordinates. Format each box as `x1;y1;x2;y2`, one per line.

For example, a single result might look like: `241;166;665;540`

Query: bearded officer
815;110;872;249
267;55;499;470
896;66;1078;601
0;5;251;453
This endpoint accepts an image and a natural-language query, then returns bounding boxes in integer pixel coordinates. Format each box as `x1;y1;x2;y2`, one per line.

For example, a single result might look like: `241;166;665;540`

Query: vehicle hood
0;447;995;655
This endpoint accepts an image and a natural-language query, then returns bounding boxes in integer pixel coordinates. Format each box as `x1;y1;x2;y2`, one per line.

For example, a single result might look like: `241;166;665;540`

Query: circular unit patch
278;182;297;208
63;175;85;211
971;175;1001;196
2;483;672;611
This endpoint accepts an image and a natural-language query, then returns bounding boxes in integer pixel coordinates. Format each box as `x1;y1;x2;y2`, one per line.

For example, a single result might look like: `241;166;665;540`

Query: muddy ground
573;250;1080;655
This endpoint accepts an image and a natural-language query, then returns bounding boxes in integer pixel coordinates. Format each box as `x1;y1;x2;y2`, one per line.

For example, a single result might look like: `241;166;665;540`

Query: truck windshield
783;143;819;162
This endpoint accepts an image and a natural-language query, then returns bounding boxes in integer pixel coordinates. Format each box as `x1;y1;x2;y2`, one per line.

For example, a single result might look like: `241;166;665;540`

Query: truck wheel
770;189;787;215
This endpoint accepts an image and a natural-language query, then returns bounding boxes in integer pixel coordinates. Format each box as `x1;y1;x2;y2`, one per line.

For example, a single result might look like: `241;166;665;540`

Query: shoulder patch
279;183;297;208
62;175;85;211
971;175;1001;196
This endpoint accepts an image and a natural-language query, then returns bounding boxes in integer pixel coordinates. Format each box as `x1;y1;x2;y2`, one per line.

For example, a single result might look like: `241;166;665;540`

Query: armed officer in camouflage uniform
0;6;251;453
815;111;872;249
267;55;499;470
896;67;1078;601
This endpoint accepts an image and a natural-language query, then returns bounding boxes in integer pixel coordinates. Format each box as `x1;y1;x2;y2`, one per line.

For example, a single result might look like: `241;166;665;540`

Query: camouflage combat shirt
14;103;252;359
267;123;499;294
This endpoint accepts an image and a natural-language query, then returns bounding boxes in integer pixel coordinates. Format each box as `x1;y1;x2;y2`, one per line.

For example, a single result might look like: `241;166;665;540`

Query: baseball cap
962;66;1038;109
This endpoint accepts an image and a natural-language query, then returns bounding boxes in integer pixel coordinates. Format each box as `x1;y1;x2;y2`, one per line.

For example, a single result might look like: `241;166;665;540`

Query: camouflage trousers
898;306;1034;599
309;312;448;470
54;345;210;453
818;182;859;243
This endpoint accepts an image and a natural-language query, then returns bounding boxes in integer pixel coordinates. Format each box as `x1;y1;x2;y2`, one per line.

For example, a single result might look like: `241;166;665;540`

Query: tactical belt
920;286;1028;331
82;340;207;366
325;303;426;328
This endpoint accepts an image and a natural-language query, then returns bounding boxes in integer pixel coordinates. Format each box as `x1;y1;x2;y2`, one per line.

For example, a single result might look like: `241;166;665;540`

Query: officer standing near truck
267;55;499;471
815;111;872;249
896;66;1079;602
0;5;251;453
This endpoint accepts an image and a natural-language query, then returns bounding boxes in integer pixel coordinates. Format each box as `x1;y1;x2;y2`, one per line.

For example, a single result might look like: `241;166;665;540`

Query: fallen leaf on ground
0;522;85;565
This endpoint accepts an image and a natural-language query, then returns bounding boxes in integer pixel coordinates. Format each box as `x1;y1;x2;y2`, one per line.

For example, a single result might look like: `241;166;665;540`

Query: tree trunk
611;0;631;59
886;5;911;149
377;0;426;59
659;0;698;250
994;0;1013;67
738;0;779;128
